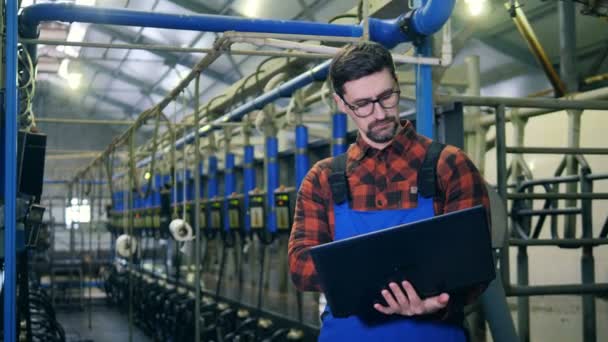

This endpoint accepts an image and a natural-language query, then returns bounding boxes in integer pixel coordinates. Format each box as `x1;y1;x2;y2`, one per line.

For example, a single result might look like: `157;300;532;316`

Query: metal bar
518;175;580;189
510;1;567;96
436;94;608;111
506;147;608;155
4;0;18;340
266;136;279;234
193;74;201;342
507;193;608;200
495;104;510;288
559;0;578;93
586;173;608;181
580;168;596;342
515;208;581;216
416;37;435;138
507;284;608;296
510;238;608;247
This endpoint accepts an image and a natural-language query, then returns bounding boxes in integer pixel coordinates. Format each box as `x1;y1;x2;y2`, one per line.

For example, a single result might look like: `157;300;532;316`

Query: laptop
310;205;495;318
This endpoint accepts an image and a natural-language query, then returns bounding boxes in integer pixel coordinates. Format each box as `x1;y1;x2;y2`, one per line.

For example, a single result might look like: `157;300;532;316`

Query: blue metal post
243;146;255;233
154;175;162;207
176;170;184;204
198;161;205;200
332;113;348;156
295;126;309;189
207;156;218;199
266;137;279;234
185;169;194;202
223;153;235;232
415;38;434;138
4;1;18;339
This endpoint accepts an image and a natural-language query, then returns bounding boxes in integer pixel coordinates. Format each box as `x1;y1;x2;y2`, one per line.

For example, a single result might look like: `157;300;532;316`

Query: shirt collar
348;120;416;161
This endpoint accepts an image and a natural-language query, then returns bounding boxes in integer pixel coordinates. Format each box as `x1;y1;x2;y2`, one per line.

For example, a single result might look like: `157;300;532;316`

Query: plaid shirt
288;121;490;292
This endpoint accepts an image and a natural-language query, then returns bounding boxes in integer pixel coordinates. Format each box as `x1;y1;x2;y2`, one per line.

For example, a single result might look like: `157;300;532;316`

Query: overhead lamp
58;59;83;90
465;0;487;16
244;0;260;17
144;171;152;180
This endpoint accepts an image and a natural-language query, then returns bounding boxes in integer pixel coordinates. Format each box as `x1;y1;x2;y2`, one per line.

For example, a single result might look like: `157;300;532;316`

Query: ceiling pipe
20;0;455;175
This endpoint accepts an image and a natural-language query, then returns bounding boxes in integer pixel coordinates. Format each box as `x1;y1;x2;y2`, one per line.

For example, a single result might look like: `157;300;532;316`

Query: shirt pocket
386;180;418;208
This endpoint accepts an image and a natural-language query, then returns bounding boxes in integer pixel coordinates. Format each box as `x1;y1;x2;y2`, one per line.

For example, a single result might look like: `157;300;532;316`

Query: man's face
334;68;400;148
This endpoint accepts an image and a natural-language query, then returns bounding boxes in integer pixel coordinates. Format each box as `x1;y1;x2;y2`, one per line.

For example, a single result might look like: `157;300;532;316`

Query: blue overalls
319;144;466;341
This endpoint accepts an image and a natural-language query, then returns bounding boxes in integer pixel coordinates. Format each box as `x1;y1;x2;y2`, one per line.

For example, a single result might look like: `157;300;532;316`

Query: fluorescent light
58;58;83;90
244;0;260;17
76;0;96;6
465;0;486;16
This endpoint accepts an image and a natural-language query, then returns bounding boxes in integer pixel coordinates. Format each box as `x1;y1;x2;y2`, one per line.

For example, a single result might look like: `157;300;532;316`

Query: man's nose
371;102;388;120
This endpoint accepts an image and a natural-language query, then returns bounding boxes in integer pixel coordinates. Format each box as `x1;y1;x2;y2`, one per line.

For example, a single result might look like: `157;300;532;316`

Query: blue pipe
411;0;455;36
295;125;309;189
415;39;434;138
266;137;279;234
176;171;184;204
154;175;162;207
185;169;194;202
4;0;18;338
198;161;205;201
332;113;348;156
207;156;218;199
223;153;235;232
243;145;255;233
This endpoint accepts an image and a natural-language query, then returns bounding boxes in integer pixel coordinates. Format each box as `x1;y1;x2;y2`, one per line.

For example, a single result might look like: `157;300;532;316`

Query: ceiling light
244;0;260;17
465;0;487;16
67;73;82;90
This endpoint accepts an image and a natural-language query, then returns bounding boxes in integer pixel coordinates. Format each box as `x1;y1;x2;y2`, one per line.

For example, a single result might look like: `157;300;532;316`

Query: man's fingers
373;303;393;315
402;281;421;304
389;282;409;307
423;293;450;313
381;289;399;310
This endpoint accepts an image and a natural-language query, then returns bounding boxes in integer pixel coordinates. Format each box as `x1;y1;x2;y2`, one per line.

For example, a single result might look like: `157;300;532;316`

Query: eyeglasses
339;90;401;118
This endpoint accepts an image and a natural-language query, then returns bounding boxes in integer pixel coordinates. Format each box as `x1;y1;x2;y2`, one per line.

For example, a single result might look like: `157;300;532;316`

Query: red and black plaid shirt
288;121;490;292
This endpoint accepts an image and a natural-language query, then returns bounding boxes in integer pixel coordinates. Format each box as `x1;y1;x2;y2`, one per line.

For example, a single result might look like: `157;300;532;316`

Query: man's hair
329;41;397;97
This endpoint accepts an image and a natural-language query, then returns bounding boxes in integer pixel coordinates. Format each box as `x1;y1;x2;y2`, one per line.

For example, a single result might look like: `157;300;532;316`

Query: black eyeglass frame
338;89;401;118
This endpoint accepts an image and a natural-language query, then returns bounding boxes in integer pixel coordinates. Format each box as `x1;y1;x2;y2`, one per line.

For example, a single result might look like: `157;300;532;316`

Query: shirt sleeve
436;146;490;215
288;162;333;292
436;146;491;309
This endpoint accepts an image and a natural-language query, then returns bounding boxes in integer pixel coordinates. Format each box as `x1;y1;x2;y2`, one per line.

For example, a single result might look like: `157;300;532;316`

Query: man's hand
373;281;449;316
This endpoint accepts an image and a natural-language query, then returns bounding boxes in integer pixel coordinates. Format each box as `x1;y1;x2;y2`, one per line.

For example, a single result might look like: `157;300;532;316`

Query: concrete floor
57;305;151;342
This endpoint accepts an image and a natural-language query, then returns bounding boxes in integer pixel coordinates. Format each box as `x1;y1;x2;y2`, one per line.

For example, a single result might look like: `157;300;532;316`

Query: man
288;41;490;341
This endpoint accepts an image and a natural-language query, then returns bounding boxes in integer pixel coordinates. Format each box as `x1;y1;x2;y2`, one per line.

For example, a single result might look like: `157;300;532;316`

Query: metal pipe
223;152;236;232
416;37;435;138
506;147;608;155
243;145;255;233
510;1;566;96
266;136;279;234
332;113;348;156
508;193;608;200
495;105;510;289
508;284;608;296
510;238;608;247
193;74;202;342
20;38;331;59
580;168;596;342
436;95;608;111
477;86;608;127
4;0;18;340
295;126;309;188
514;208;581;216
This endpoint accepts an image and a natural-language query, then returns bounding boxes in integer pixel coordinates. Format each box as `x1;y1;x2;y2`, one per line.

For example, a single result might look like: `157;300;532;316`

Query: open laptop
310;205;495;318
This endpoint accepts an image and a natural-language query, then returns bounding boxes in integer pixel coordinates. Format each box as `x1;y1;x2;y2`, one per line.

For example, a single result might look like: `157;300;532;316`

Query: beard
366;117;398;144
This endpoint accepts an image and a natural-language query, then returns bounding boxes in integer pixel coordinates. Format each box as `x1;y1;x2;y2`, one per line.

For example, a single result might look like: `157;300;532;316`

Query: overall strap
329;153;348;205
417;141;446;198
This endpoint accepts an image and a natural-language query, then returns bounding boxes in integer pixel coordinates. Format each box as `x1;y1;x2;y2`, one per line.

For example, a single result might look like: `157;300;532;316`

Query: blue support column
332;113;348;156
207;156;218;199
243;145;255;233
415;39;434;138
266;137;278;234
185;169;194;202
154;175;162;207
198;161;205;201
4;1;18;340
295;125;309;189
223;153;235;232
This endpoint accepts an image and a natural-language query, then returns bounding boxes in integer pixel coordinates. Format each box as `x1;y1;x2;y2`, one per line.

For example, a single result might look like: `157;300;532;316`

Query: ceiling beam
89;25;233;83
